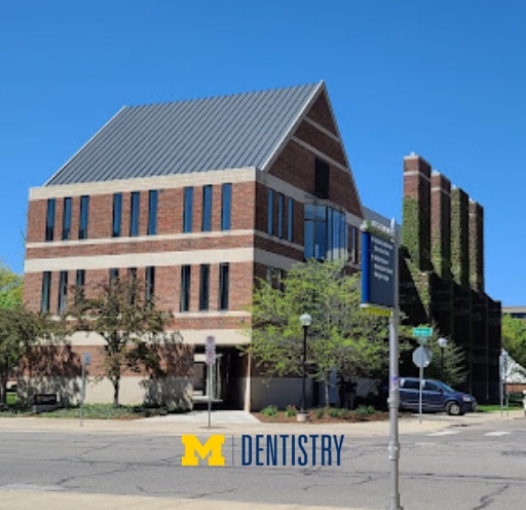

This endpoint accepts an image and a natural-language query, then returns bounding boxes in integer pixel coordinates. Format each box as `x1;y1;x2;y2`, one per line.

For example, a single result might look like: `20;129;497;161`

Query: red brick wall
306;93;338;135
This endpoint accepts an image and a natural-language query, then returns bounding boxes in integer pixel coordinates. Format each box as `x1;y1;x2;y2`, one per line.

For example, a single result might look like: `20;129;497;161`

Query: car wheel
446;401;463;416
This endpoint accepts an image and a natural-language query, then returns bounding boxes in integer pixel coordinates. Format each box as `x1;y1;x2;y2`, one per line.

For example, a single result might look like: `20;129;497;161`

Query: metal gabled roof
45;83;322;186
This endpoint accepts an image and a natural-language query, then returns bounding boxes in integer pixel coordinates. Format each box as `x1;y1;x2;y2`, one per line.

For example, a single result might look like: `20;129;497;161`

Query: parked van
398;378;477;416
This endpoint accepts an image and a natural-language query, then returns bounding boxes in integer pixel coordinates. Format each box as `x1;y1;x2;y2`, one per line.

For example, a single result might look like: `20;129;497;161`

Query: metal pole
387;218;403;510
207;363;212;428
500;351;504;417
419;359;424;424
302;325;307;412
441;348;444;381
80;361;85;427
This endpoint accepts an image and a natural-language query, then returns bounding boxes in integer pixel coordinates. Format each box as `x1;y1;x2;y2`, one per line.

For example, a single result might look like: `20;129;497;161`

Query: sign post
205;336;216;429
80;352;91;427
361;219;402;510
412;339;432;424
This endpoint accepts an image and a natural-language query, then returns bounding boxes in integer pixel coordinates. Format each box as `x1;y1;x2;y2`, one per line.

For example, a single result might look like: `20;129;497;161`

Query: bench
32;393;60;414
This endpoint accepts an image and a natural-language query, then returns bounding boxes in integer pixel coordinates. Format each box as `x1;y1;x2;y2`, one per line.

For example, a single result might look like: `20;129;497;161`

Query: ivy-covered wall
450;188;470;288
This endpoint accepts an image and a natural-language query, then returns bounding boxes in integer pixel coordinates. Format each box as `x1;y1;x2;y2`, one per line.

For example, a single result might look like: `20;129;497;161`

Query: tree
0;307;49;405
246;260;399;406
405;325;467;388
0;262;23;309
66;276;174;407
502;314;526;369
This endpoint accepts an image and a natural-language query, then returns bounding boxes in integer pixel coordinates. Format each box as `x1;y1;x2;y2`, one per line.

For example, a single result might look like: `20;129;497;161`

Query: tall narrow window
278;193;284;239
109;268;119;285
202;185;212;232
180;265;191;312
183;187;193;233
78;196;90;240
219;263;230;311
45;199;56;242
130;192;140;237
148;190;158;235
267;189;274;235
41;272;51;313
287;197;294;242
58;271;68;314
62;197;72;240
145;266;155;302
127;267;137;304
221;183;232;230
314;158;330;199
112;193;123;237
76;270;85;288
199;264;210;311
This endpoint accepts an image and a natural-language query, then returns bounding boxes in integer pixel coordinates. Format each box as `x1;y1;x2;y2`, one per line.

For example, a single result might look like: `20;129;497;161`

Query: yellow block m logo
181;435;225;466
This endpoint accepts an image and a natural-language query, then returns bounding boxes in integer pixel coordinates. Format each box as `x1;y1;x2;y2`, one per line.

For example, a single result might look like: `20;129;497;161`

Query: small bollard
522;390;526;418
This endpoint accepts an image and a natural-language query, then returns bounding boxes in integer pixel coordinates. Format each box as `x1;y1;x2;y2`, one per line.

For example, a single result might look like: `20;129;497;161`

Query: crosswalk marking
427;430;460;437
484;431;511;437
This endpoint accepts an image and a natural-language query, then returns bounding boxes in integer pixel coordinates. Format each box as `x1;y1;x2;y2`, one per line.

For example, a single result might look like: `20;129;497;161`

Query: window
76;270;85;288
145;266;155;302
58;271;68;314
112;193;123;237
202;185;212;232
267;189;274;235
401;379;420;390
148;190;158;235
199;264;210;311
219;263;229;310
130;192;140;237
78;196;89;240
109;268;119;285
45;199;56;241
287;198;294;242
62;197;72;240
314;158;330;199
304;204;348;261
183;187;193;233
180;265;191;312
278;193;284;239
41;272;51;313
221;183;232;230
423;381;441;392
127;268;137;304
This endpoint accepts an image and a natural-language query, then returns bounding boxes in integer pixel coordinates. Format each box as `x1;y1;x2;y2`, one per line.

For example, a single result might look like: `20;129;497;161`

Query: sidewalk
0;491;375;510
0;409;522;437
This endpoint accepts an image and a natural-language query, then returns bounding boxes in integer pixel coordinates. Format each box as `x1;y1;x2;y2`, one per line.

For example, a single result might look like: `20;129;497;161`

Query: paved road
0;413;525;509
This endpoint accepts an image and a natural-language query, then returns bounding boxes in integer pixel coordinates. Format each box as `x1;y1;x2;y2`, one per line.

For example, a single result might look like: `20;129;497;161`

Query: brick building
400;154;501;402
23;82;365;410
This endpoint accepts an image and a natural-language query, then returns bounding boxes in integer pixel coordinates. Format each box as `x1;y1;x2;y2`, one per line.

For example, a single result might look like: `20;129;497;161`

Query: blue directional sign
361;230;396;310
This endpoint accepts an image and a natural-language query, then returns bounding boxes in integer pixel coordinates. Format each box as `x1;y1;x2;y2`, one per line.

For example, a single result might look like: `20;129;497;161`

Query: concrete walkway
0;409;522;437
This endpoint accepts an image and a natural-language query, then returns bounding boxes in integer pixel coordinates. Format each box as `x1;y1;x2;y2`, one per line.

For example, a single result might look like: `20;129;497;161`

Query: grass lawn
476;404;522;413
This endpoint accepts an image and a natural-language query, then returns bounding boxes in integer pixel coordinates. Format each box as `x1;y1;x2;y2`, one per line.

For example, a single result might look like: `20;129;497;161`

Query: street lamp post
299;313;312;422
438;337;448;381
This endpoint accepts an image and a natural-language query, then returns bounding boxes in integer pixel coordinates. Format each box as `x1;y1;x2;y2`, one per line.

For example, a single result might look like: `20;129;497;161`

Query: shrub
355;405;375;420
329;407;347;419
261;405;278;417
285;405;297;417
316;407;325;419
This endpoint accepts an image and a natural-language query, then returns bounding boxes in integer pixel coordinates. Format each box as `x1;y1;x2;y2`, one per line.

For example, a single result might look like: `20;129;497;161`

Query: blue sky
1;1;524;305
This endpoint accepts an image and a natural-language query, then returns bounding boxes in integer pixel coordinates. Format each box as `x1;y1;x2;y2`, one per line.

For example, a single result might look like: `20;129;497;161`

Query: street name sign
412;327;433;338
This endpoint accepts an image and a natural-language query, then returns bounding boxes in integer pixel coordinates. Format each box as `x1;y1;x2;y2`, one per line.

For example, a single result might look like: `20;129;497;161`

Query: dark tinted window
199;264;210;311
423;381;441;392
112;193;122;237
145;266;155;302
62;197;72;240
278;193;284;238
267;189;274;235
401;379;420;390
287;198;294;242
45;199;56;242
183;187;193;233
202;185;212;232
219;263;229;310
130;192;140;237
180;265;191;312
58;271;68;314
221;183;232;230
41;272;51;313
314;158;330;199
148;190;158;235
79;196;89;240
